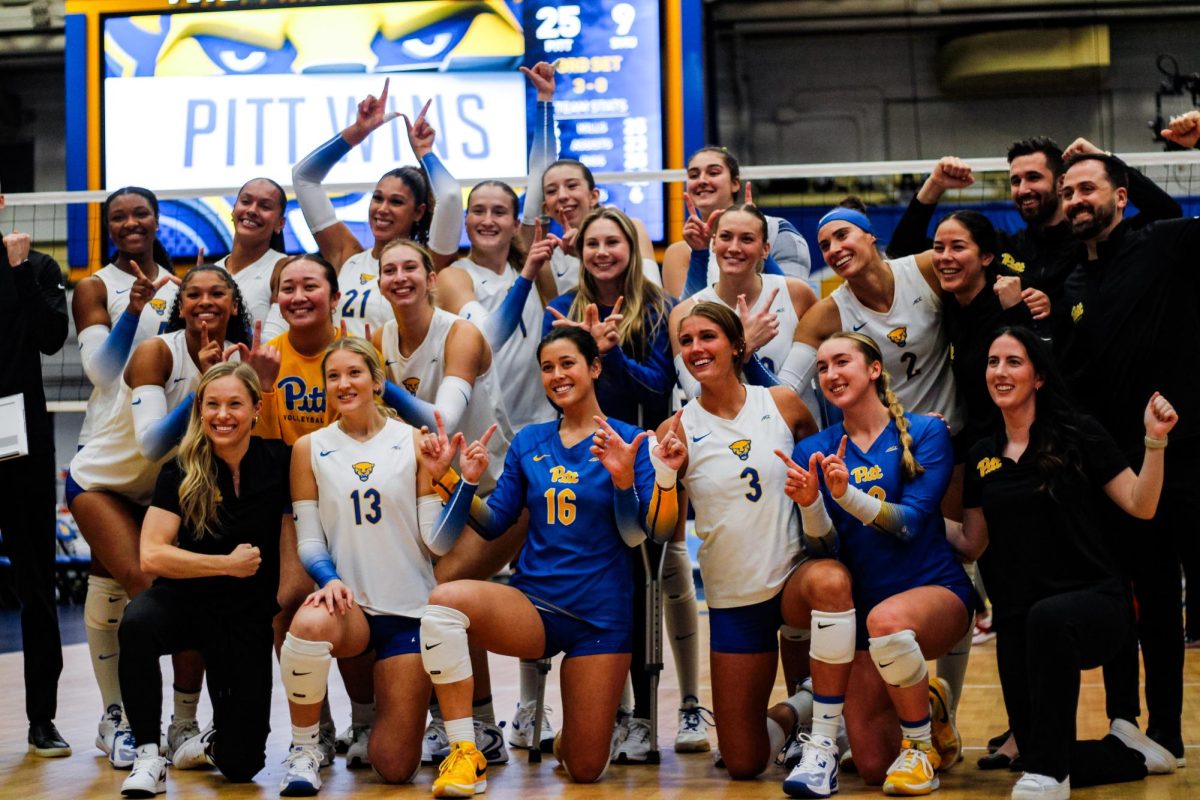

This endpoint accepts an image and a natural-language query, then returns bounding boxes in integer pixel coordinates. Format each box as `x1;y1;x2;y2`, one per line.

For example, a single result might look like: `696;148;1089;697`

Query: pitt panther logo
549;466;579;484
360;273;376;286
729;439;752;461
851;465;883;483
1071;303;1084;323
886;327;908;347
1000;253;1026;274
977;457;1002;478
277;376;325;414
148;298;168;315
402;377;421;395
352;462;375;482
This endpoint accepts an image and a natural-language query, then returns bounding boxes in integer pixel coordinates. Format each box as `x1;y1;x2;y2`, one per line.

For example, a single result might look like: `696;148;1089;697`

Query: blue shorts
64;469;85;507
538;609;631;660
855;579;975;650
367;614;420;660
708;593;785;654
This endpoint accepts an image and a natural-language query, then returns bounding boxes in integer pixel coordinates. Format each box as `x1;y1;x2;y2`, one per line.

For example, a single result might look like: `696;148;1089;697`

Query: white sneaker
96;703;123;756
121;750;167;797
476;720;509;765
783;733;839;798
110;724;139;770
316;724;335;769
342;724;371;769
164;717;200;762
279;745;322;797
1108;719;1176;775
507;702;556;752
421;717;449;765
675;701;713;753
613;717;653;764
610;714;631;761
1011;772;1070;800
169;725;214;770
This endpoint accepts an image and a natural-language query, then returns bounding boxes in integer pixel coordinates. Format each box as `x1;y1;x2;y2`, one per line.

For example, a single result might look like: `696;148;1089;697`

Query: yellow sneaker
432;741;487;797
882;739;941;796
928;677;962;770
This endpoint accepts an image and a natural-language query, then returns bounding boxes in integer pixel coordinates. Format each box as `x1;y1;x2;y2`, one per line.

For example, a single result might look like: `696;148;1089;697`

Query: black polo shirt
1060;217;1200;456
151;437;291;615
964;416;1127;622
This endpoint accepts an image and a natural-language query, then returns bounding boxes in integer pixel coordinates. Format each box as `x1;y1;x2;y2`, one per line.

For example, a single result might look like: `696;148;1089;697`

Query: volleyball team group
50;64;1200;800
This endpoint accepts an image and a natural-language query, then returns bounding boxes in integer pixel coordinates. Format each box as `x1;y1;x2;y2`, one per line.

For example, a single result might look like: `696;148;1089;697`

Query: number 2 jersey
792;413;967;611
680;385;803;609
478;419;661;632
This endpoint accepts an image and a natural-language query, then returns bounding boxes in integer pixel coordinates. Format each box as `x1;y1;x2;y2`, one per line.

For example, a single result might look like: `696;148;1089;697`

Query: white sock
663;542;700;703
811;694;844;741
292;722;320;749
350;700;375;727
518;660;539;708
137;743;160;758
900;715;932;746
173;688;200;723
84;575;127;711
767;717;787;755
445;717;475;747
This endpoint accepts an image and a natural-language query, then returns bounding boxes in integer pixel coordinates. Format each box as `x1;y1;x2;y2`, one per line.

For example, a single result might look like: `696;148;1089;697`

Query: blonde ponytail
877;367;924;480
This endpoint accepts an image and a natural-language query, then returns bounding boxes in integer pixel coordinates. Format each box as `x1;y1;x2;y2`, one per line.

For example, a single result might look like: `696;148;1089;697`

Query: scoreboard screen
76;0;667;262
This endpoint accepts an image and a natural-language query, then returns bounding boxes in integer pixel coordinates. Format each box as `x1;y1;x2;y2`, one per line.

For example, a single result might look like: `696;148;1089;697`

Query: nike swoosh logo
555;269;569;278
589;457;599;462
291;670;312;676
816;622;834;629
691;432;712;443
532;455;549;462
115;288;129;294
852;322;867;331
674;633;696;641
131;398;142;406
425;642;441;650
385;360;397;366
821;714;838;719
182;699;197;705
886;446;899;452
99;653;117;660
319;450;337;457
108;596;123;603
476;766;486;777
57;284;65;291
880;660;895;668
913;297;923;305
173;378;186;384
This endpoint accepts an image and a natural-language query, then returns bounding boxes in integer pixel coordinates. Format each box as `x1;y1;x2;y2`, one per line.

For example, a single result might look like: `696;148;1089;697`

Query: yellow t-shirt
256;331;340;445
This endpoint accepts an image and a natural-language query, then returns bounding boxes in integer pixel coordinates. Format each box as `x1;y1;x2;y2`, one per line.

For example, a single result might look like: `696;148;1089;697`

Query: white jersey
693;275;798;375
69;330;200;506
830;255;961;433
78;264;179;445
680;386;802;608
336;251;394;337
216;248;286;331
381;308;514;495
309;419;434;618
549;246;662;297
451;257;554;429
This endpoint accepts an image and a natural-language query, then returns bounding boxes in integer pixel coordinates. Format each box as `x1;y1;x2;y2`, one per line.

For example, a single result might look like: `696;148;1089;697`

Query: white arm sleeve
261;303;288;341
673;353;701;400
433;376;473;434
131;384;169;456
777;342;819;396
77;324;117;386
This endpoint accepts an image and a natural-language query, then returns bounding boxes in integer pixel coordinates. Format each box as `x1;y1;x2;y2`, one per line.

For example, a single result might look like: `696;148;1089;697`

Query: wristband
1144;435;1168;450
799;494;834;538
833;483;883;525
647;437;677;488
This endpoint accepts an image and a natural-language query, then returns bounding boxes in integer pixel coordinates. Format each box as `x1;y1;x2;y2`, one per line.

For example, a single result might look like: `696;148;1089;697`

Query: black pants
994;589;1147;785
118;584;273;782
0;451;63;723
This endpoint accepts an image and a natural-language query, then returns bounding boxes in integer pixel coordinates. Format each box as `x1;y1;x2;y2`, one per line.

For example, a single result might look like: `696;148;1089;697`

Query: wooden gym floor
0;610;1195;799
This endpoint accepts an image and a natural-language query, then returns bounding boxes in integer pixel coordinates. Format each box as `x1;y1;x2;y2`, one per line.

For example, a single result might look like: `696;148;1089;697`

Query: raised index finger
610;296;624;317
837;435;848;461
684;193;699;221
433;409;447;441
774;448;800;470
252;319;262;350
200;319;210;347
478;422;499;447
414;97;432;127
379;77;390;105
763;286;781;311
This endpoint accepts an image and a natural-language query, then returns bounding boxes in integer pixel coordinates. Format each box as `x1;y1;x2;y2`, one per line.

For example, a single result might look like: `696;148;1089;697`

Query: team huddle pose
51;65;1196;800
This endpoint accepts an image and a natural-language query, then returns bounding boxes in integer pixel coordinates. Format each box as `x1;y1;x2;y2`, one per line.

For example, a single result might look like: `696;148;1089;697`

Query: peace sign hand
403;99;436;160
591;416;648;490
775;449;823;507
125;261;159;315
519;61;557;102
819;436;850;499
418;410;465;483
460;423;497;485
226;319;282;386
652;410;688;472
737;288;780;360
522;222;562;280
556;209;579;253
683;195;722;252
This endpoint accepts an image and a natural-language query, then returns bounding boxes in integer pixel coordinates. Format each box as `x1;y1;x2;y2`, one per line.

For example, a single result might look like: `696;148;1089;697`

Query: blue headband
818;208;875;236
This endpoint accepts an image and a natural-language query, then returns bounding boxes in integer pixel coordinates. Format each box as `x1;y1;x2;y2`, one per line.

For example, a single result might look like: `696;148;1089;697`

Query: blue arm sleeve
743;353;782;388
474;442;526;539
292;134;352;234
426;481;478;556
140;392;194;461
86;311;140;386
612;485;646;547
381;380;438;431
598;309;676;401
542;293;572;338
762;254;785;276
480;276;534;348
681;248;710;300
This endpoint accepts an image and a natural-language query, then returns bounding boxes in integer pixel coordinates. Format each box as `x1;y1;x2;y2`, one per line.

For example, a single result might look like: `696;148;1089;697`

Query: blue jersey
478;418;658;631
793;413;966;610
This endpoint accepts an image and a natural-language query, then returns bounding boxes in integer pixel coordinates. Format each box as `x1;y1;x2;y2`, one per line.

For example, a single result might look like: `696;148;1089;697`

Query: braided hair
830;331;924;480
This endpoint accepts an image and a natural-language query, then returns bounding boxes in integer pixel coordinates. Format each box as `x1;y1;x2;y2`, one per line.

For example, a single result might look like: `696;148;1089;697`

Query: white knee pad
420;605;472;685
280;633;333;705
662;542;696;603
868;629;927;688
85;575;128;629
809;609;856;665
780;625;811;643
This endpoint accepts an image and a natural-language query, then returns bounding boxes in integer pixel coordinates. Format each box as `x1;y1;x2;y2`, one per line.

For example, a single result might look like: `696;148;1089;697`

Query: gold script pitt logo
977;457;1002;478
850;465;883;483
549;466;579;484
1001;253;1026;274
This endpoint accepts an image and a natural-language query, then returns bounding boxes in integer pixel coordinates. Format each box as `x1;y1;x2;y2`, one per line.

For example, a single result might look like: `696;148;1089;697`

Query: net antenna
1151;54;1200;150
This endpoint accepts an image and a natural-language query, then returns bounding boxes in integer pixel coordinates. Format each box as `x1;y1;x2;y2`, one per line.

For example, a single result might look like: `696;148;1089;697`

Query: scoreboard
64;0;688;269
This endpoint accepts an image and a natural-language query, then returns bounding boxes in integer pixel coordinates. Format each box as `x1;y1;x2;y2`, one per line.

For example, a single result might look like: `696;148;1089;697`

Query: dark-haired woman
118;362;289;798
417;325;679;793
215;177;290;339
292;80;462;337
68;265;252;770
662;146;812;299
955;327;1178;800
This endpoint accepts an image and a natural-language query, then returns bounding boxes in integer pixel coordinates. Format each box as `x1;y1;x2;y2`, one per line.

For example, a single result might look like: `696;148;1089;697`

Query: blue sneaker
783;733;839;798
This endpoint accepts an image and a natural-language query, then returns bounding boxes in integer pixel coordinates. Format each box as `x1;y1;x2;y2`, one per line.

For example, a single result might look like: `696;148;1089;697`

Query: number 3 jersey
679;386;802;609
307;417;434;618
